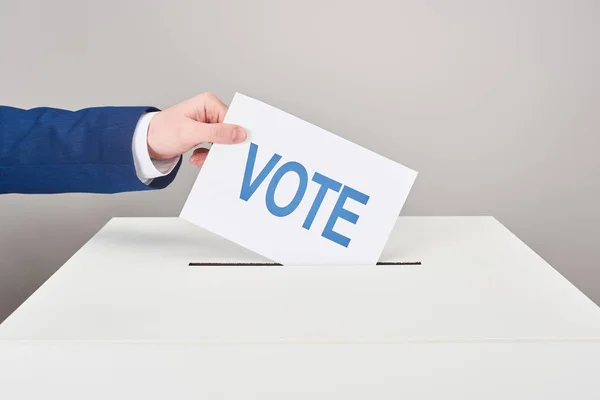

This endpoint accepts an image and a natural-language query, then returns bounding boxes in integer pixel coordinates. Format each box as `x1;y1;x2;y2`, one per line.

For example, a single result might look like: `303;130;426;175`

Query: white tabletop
1;217;599;399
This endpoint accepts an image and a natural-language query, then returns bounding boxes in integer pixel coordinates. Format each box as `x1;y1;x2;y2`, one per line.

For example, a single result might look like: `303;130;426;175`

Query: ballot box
1;217;600;399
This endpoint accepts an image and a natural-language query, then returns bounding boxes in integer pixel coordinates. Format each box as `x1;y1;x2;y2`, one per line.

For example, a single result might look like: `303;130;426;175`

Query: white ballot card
180;93;417;265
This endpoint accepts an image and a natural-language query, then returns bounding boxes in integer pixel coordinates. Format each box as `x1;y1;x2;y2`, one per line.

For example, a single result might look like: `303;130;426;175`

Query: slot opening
189;261;421;266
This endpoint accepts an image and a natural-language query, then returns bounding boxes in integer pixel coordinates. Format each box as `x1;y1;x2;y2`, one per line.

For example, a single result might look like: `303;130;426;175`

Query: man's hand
147;92;247;167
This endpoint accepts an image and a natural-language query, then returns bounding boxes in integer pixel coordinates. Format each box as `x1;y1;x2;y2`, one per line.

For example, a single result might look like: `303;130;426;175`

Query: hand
147;92;247;167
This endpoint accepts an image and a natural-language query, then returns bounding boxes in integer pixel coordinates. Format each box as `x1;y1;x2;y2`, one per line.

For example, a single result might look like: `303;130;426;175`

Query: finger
189;148;209;167
203;93;229;123
185;119;247;146
187;92;229;123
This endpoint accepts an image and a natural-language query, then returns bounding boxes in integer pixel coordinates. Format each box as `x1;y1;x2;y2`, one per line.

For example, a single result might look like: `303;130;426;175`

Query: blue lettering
265;161;309;217
239;145;371;247
240;143;281;201
302;172;342;230
322;185;370;248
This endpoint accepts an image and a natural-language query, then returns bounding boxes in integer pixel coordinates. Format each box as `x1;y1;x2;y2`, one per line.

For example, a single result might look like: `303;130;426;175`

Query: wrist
147;111;164;160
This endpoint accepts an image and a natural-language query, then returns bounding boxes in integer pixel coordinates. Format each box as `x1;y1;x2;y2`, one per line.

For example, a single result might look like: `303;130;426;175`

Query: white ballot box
1;217;599;399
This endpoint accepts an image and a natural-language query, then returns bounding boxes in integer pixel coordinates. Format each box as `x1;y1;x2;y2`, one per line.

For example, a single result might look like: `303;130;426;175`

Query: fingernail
233;127;247;143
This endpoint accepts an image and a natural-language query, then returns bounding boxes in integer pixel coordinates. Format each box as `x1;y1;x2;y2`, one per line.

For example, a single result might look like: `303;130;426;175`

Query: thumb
184;119;247;147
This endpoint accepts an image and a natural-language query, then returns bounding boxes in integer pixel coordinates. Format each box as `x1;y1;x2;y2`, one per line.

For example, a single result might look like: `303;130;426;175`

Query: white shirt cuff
132;111;180;185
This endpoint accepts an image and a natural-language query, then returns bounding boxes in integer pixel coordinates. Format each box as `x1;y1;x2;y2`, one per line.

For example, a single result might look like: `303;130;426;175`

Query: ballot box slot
188;261;422;266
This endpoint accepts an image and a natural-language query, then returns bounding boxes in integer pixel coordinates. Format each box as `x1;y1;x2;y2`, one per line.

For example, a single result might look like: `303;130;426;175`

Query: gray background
1;0;599;322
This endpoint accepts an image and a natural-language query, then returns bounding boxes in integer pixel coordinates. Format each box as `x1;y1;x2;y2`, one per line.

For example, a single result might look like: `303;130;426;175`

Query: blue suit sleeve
0;105;181;194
